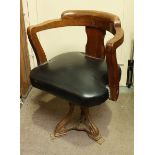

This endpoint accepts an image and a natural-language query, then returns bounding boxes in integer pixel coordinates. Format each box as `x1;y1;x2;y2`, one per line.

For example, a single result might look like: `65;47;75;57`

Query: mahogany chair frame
27;10;124;144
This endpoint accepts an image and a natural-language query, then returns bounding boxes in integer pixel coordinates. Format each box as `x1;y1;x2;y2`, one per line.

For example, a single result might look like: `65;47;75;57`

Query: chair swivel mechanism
27;10;124;144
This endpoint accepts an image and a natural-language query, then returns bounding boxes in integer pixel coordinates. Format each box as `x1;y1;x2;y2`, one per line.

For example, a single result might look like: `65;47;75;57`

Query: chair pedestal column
53;102;104;144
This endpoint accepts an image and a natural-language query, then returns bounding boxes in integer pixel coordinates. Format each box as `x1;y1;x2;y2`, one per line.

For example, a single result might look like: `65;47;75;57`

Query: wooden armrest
27;26;47;65
106;27;124;50
105;22;124;101
27;19;64;65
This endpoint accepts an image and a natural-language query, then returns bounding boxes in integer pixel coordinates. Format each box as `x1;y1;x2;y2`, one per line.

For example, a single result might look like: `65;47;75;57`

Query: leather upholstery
30;52;121;107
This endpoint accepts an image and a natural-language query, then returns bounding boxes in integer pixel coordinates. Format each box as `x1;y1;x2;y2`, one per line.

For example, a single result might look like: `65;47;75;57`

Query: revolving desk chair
27;10;124;144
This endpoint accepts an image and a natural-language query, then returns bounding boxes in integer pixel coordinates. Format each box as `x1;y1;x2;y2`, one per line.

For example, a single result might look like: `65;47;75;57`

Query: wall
22;0;134;86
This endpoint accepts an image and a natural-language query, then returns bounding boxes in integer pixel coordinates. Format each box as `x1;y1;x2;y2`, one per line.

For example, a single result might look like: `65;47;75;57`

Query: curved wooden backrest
27;10;124;101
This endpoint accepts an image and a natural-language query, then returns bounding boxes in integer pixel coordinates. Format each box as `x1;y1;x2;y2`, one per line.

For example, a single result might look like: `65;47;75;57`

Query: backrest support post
85;26;106;59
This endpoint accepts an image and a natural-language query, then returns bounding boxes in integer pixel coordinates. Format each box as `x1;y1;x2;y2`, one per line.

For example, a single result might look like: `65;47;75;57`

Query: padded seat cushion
30;52;121;106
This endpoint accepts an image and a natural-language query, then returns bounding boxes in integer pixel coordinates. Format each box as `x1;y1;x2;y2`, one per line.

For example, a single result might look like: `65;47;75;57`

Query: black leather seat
30;52;121;107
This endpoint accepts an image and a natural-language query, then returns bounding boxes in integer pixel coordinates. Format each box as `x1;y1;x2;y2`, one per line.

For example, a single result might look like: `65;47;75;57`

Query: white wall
23;0;134;86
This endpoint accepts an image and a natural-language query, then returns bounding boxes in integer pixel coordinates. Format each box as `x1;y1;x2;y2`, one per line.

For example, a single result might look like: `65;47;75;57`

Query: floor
21;87;134;155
